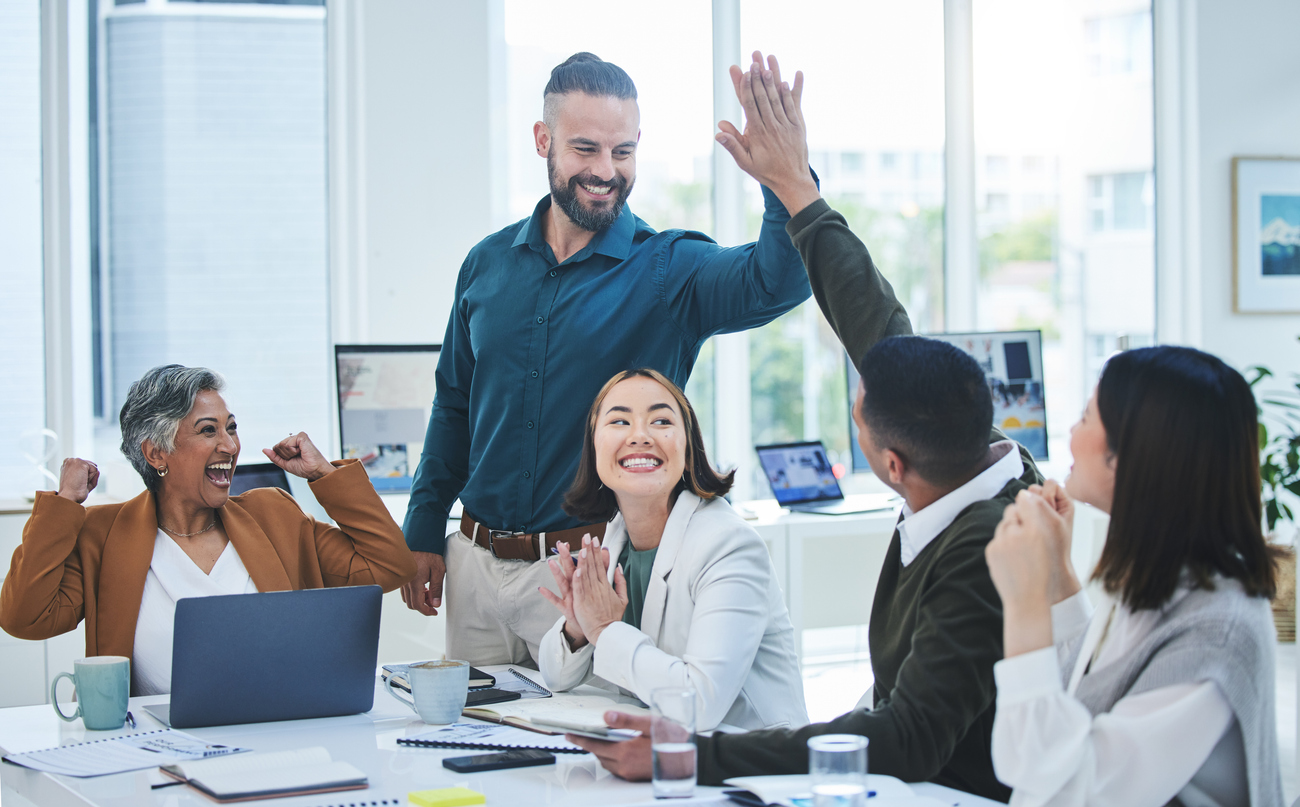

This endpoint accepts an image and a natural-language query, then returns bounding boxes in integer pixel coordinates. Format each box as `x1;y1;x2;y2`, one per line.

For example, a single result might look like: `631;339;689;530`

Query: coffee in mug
51;656;131;731
384;659;470;724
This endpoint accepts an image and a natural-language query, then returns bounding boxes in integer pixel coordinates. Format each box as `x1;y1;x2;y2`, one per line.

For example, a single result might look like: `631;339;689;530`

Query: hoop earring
156;466;168;478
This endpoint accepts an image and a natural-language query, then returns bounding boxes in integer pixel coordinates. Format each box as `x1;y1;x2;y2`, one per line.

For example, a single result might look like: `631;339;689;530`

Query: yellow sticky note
408;786;486;807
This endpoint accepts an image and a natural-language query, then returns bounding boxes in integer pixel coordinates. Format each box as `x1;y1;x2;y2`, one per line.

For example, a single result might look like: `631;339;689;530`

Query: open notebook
462;691;648;734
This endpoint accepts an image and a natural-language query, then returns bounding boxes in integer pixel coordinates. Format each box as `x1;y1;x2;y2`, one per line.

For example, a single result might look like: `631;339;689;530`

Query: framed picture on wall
1234;156;1300;313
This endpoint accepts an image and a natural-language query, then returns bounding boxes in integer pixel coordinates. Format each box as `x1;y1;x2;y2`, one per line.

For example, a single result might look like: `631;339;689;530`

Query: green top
617;541;659;628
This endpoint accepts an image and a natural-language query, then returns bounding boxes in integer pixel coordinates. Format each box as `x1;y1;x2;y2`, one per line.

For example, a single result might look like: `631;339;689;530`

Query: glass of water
650;687;697;799
808;734;868;807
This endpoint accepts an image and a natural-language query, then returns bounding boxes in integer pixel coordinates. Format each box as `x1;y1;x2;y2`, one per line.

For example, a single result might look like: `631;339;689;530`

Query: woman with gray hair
0;365;416;695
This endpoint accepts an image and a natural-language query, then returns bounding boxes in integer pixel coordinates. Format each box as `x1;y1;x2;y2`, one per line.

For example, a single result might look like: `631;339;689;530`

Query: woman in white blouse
536;368;807;732
1;365;415;695
984;346;1283;807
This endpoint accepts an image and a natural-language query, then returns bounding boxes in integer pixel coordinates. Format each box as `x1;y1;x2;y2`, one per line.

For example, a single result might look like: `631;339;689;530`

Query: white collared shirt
896;440;1023;566
992;586;1245;807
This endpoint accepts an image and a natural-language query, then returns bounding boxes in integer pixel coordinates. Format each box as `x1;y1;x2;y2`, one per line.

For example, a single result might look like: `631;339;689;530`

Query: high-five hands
716;51;821;217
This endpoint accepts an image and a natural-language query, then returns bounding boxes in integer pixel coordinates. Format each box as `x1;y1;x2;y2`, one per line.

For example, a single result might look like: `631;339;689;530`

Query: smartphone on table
441;749;555;773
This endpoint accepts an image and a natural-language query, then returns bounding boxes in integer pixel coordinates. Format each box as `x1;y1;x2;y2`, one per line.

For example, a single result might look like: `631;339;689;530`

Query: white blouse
131;530;257;695
992;589;1245;807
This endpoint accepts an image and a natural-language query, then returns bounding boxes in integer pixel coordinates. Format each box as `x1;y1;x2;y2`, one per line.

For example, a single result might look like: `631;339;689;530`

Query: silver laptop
756;440;897;516
144;586;381;729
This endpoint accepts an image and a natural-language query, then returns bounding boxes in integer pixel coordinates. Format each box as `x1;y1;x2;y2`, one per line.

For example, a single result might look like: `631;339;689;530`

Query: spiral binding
507;668;552;696
396;737;584;754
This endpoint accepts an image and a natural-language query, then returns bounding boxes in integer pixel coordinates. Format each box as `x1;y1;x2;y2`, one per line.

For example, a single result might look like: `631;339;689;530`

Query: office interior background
1;0;1298;798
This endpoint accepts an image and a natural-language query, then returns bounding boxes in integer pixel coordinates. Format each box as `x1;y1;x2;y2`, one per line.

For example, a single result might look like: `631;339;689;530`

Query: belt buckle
488;529;524;559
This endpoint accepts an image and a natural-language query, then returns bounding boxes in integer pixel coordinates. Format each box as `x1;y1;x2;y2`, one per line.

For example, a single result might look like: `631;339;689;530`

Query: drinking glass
808;734;868;807
650;687;697;799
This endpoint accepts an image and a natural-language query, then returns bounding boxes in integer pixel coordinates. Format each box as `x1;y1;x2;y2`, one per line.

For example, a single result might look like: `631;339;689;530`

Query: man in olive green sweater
568;54;1036;802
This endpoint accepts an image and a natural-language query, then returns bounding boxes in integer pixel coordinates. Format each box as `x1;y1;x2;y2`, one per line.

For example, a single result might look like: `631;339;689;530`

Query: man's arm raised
721;51;911;363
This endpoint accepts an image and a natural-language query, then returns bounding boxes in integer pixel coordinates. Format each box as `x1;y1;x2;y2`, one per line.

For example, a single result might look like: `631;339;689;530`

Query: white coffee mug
384;660;470;724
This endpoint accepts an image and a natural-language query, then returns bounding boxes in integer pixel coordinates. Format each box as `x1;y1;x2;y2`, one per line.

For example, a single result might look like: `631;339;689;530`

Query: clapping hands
540;534;628;649
985;480;1083;657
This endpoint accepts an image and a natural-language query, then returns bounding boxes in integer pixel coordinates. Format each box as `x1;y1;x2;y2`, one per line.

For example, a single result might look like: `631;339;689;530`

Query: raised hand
571;535;628;646
262;432;335;481
716;51;820;216
540;538;587;649
56;458;99;504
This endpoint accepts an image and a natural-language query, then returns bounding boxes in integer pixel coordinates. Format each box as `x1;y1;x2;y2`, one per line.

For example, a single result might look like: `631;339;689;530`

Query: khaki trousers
444;529;564;667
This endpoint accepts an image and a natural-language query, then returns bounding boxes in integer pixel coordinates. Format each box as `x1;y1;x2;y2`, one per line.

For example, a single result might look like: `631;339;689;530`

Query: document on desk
1;729;248;777
398;723;584;753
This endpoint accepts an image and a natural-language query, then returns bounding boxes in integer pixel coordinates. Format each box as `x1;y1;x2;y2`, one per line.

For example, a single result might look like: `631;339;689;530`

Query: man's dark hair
1092;346;1278;610
857;336;993;487
543;52;637;128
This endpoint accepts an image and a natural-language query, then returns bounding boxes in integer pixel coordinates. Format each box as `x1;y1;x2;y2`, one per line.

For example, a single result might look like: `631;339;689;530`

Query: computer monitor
847;329;1048;474
335;344;440;492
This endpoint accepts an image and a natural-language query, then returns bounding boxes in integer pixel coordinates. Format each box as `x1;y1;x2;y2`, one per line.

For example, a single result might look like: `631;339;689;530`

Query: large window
0;0;46;500
974;0;1154;474
740;0;947;493
92;0;331;495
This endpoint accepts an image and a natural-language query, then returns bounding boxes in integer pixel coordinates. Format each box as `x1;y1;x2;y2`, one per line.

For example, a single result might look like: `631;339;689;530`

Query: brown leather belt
459;512;607;563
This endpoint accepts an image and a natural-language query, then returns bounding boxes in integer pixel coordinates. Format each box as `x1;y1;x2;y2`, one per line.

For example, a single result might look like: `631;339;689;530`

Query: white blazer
538;492;808;732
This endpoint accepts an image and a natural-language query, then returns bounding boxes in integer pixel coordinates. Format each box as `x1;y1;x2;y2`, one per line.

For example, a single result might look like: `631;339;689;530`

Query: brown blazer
0;459;416;661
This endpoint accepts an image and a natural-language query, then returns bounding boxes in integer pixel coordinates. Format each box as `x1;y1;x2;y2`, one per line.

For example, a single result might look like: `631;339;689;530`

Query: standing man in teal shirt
400;52;818;665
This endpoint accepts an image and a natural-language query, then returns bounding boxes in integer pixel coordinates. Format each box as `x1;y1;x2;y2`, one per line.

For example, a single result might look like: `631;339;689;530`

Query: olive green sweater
693;198;1038;802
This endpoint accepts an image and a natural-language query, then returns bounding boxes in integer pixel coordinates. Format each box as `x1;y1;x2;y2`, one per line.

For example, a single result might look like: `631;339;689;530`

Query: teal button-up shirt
403;185;811;553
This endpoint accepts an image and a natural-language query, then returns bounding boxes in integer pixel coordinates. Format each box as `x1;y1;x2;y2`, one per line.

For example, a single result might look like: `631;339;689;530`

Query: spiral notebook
397;723;584;754
1;729;246;777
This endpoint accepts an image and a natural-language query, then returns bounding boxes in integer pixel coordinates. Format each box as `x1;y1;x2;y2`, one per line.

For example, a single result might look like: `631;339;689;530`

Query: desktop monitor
847;330;1048;474
335;344;440;492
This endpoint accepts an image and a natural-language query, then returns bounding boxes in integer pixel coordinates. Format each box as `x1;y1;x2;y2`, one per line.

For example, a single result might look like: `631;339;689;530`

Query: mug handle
384;673;417;713
51;672;81;722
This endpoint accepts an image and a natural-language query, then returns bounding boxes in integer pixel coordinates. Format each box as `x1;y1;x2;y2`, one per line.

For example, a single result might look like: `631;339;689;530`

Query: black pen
151;781;184;790
125;711;135;729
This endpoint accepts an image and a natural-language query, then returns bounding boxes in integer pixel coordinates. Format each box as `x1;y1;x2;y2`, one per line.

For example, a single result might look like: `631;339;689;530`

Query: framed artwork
1234;156;1300;313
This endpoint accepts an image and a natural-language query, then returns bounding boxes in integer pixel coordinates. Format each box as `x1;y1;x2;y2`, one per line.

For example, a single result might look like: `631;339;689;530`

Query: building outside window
975;0;1154;475
92;0;331;496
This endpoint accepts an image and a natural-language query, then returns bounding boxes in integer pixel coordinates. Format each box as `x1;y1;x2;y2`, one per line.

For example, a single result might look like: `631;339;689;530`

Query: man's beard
548;151;633;233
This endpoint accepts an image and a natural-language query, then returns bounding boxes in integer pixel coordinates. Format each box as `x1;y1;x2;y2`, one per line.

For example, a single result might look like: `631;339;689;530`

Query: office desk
0;669;1001;807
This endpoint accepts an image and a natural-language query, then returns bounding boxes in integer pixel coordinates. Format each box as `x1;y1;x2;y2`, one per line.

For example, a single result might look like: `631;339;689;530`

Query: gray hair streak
119;364;226;494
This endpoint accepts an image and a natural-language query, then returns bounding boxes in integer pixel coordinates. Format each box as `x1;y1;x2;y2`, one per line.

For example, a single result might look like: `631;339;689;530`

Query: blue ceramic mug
384;659;469;724
51;656;130;730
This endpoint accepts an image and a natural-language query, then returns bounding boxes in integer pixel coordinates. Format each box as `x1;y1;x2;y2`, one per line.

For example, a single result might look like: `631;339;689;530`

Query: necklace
161;518;217;538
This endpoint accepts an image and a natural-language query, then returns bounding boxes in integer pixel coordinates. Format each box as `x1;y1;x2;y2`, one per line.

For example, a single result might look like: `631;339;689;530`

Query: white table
1;667;1002;807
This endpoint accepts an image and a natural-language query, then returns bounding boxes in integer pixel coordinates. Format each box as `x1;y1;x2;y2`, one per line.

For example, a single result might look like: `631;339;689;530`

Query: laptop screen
755;442;844;505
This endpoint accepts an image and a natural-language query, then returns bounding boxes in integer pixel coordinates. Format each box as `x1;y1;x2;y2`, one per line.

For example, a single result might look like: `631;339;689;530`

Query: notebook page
192;761;366;799
168;747;332;780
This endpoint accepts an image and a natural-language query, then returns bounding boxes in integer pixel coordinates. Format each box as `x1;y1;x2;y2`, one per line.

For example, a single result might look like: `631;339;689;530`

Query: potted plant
1248;359;1300;642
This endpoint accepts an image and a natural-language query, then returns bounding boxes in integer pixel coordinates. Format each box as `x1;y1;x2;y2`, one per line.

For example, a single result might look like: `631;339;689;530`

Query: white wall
329;0;506;349
1192;0;1300;378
